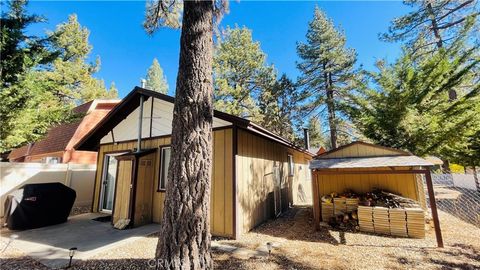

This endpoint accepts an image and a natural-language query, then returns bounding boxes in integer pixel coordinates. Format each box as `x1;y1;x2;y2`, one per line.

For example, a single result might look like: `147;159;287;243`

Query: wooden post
311;171;321;230
425;170;444;248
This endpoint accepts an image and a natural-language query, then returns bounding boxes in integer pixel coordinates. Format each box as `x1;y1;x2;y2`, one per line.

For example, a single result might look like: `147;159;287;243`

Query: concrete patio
0;213;159;269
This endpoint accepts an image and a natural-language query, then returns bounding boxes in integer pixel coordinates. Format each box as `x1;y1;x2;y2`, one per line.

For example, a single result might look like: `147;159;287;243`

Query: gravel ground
69;206;91;217
1;207;478;270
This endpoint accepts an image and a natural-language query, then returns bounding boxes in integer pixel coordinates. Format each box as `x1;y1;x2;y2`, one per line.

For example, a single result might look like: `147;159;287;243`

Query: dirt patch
214;207;480;270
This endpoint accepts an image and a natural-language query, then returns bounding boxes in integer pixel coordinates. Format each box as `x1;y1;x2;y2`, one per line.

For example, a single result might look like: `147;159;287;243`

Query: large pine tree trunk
155;1;214;269
426;2;443;49
326;88;337;149
323;66;337;149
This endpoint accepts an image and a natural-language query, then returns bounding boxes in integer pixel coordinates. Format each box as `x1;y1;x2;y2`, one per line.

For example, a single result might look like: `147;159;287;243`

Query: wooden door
133;153;155;227
112;159;133;225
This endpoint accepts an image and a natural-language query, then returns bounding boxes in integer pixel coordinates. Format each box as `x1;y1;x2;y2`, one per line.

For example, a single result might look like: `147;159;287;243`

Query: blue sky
26;1;411;98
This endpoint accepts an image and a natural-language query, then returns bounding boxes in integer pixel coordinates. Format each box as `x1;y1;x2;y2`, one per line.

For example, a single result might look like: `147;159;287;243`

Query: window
42;157;62;164
158;146;171;191
287;154;294;176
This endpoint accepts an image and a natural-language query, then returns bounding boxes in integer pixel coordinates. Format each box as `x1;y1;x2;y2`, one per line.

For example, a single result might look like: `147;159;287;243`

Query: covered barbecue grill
3;183;76;230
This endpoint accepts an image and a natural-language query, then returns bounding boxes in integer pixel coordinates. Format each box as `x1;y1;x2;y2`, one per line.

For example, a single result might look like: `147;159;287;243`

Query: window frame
157;145;172;192
287;154;294;177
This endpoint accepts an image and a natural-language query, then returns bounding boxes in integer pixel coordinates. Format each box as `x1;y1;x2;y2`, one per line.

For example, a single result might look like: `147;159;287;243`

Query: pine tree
145;58;169;94
381;0;478;55
258;74;301;141
297;7;357;149
0;0;52;87
346;33;479;158
306;116;327;149
213;25;276;122
0;0;68;152
0;11;117;152
43;14;118;103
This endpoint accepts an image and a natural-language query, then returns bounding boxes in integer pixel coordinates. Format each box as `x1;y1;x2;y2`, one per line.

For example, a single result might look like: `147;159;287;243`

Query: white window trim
158;146;171;191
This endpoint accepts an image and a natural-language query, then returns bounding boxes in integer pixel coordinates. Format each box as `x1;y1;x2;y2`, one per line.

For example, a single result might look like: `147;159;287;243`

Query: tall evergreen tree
145;0;229;268
0;0;52;87
306;116;328;149
213;25;276;122
0;0;67;152
42;14;117;103
145;58;169;94
0;10;118;152
258;74;300;141
297;7;357;149
346;33;479;159
381;0;478;54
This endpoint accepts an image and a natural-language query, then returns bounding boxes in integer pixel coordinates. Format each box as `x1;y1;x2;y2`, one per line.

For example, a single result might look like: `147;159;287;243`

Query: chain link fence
426;173;480;227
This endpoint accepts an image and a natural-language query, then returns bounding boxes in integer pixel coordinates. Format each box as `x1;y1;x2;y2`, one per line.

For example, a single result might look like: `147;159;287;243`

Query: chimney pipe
140;79;146;88
303;128;310;150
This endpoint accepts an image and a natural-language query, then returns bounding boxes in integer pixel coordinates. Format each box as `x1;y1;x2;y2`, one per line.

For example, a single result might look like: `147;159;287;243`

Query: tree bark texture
323;63;337;149
156;1;214;269
426;3;444;49
326;87;337;149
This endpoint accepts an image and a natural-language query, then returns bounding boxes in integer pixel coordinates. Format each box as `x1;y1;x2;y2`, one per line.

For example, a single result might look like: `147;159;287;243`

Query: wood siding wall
93;128;234;237
319;143;405;158
236;129;312;235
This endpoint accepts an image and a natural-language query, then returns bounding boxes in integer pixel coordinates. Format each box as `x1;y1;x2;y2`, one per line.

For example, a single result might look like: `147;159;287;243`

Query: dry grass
1;207;479;269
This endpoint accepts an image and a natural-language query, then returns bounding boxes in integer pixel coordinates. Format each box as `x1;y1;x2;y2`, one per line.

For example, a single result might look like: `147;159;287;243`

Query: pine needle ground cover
1;207;479;269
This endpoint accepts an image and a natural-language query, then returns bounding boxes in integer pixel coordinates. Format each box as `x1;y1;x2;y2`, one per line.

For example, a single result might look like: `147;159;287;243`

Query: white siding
100;97;232;144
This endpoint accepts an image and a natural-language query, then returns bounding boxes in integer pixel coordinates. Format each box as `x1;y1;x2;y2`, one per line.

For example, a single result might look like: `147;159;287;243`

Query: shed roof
316;141;411;159
310;155;433;170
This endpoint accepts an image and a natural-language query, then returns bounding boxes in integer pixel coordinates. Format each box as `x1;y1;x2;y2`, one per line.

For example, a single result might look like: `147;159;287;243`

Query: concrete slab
0;213;159;269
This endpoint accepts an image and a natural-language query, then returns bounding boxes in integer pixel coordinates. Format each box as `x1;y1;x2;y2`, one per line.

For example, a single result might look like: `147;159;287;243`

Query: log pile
321;189;426;238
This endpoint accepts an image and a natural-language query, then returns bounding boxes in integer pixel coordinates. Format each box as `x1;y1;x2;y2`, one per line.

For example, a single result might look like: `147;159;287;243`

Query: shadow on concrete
0;213;159;269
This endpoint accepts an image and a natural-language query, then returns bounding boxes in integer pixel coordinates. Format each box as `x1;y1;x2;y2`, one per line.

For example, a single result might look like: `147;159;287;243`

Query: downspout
137;95;144;152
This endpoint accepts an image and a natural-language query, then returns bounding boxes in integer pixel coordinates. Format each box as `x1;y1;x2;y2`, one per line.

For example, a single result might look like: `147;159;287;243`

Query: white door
100;154;121;212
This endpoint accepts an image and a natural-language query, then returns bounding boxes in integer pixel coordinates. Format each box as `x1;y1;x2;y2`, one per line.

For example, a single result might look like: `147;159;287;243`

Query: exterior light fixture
266;242;273;256
68;247;77;268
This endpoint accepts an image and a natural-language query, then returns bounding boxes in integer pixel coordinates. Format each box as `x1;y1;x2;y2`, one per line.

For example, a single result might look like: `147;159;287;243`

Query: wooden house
75;87;314;238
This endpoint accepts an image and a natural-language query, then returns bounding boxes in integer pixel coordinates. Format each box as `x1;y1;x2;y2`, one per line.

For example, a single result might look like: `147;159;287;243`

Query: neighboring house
8;100;120;164
75;87;314;239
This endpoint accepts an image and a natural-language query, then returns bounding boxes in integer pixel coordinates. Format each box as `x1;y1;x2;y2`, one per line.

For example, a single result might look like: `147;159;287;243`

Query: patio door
100;154;122;212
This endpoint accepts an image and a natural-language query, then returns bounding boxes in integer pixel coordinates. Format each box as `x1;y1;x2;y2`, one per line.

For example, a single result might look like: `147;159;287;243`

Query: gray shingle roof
310;155;433;170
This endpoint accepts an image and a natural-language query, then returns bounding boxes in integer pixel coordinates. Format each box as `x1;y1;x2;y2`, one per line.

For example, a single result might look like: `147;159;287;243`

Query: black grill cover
4;183;76;230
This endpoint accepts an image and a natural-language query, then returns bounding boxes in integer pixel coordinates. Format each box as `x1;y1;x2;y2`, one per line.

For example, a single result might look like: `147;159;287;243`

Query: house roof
8;144;32;160
29;121;82;156
7;99;120;160
310;155;433;170
74;87;314;156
